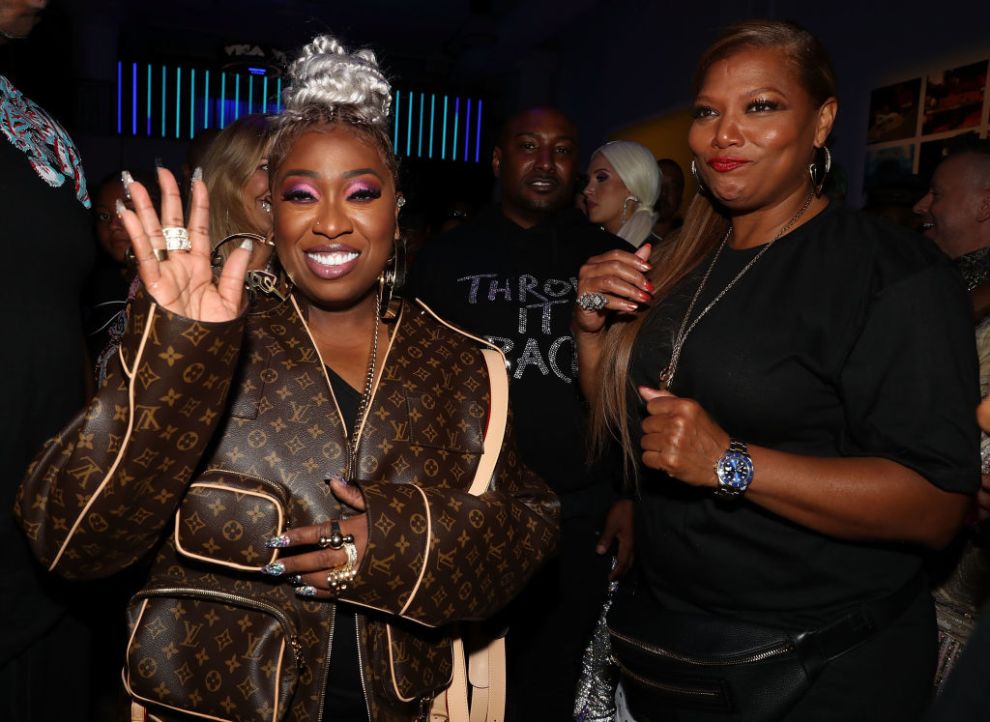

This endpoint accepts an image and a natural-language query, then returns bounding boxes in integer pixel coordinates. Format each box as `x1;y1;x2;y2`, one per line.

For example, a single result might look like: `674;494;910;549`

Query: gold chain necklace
658;192;814;391
343;300;381;480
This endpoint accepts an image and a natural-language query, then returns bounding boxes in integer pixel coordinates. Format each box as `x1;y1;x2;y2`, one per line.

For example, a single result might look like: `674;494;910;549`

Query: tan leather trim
397;483;433;618
412;298;501;352
50;303;159;571
469;637;505;722
431;636;470;722
271;640;286;722
173;482;285;571
130;699;146;722
470;349;509;496
384;619;451;703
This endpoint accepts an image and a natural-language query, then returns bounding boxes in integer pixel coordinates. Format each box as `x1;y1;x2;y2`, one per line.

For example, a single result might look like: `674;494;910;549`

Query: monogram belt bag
606;576;922;722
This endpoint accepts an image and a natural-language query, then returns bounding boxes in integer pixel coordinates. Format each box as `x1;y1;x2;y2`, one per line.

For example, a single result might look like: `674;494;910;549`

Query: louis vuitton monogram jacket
16;288;560;722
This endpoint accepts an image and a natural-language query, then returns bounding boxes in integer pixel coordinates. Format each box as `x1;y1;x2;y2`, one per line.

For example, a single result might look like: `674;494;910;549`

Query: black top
0;76;94;661
628;203;981;629
322;366;368;722
407;207;623;520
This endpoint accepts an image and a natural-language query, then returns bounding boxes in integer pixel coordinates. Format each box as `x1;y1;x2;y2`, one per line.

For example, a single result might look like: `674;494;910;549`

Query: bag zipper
136;586;303;671
609;627;794;666
610;656;723;700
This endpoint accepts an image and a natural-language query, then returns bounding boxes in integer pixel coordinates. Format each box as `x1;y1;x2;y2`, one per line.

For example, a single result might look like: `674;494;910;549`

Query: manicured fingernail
115;199;126;216
239;238;254;251
262;561;285;576
121;170;133;199
644;281;654;292
287;574;303;586
265;534;291;549
327;474;348;485
191;166;203;183
296;585;317;598
154;157;164;168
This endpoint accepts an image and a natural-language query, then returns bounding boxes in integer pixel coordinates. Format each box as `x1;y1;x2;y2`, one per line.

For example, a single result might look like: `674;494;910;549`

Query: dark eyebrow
281;169;320;179
343;168;384;181
512;131;577;144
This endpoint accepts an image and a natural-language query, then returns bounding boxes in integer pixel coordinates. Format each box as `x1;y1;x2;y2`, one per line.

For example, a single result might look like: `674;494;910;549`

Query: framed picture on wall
922;60;988;135
867;79;921;144
864;144;916;190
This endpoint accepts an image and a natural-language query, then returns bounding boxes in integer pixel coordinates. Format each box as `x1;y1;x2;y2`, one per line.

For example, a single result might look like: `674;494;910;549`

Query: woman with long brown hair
574;19;979;721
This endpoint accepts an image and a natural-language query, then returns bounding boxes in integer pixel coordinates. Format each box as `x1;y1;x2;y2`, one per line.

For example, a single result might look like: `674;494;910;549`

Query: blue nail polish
265;534;291;549
262;561;285;576
296;585;317;598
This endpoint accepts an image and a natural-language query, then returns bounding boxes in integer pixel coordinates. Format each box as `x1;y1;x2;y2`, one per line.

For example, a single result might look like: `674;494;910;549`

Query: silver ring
317;520;353;550
162;226;192;252
577;292;608;312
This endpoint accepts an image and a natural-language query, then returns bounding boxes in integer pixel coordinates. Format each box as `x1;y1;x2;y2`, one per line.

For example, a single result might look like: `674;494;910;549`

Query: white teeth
307;251;359;266
922;222;934;230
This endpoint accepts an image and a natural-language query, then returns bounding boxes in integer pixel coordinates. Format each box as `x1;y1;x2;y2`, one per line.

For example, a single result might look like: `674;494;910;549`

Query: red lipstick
708;158;750;173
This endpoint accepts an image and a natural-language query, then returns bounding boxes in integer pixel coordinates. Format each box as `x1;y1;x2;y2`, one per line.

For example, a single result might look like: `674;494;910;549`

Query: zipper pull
290;635;304;670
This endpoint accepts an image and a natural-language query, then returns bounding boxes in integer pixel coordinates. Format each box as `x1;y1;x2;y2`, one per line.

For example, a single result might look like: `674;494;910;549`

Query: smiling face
272;125;398;311
583;153;631;234
688;46;835;214
913;154;990;258
492;108;578;228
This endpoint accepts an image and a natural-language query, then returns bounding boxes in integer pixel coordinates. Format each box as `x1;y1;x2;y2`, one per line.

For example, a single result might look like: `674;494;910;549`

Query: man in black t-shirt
407;107;628;721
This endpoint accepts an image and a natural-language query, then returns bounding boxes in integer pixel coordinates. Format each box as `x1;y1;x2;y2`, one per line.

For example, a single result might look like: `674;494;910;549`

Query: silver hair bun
281;34;392;126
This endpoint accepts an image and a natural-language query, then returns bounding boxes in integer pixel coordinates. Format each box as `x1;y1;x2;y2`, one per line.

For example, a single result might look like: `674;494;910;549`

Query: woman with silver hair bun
583;140;661;248
18;32;558;722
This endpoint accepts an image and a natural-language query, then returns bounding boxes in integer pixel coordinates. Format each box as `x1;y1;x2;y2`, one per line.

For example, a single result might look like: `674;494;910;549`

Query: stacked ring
318;520;353;550
577;291;608;312
326;541;359;592
162;226;192;252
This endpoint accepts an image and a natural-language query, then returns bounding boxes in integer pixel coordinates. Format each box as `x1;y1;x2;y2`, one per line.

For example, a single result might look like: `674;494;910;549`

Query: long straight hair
589;19;838;482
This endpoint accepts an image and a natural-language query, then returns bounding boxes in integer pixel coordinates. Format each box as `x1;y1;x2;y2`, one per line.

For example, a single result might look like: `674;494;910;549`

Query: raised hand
574;242;653;335
117;167;251;322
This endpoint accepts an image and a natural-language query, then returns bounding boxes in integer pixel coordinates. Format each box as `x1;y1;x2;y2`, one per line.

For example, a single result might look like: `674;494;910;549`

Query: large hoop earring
690;159;707;194
378;236;406;321
809;145;832;197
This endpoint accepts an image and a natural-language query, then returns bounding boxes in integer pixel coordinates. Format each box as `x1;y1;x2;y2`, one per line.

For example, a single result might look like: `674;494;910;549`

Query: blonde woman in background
583;140;661;248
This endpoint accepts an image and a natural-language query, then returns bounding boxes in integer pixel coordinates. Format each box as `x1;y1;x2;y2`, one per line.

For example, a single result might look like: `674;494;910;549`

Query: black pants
504;515;612;722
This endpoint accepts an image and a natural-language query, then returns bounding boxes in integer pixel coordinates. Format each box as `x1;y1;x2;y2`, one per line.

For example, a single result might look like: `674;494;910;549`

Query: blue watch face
717;451;754;490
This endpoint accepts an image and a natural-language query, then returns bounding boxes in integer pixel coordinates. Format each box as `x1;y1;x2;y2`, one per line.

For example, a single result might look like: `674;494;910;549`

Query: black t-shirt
407;207;623;520
628;203;980;629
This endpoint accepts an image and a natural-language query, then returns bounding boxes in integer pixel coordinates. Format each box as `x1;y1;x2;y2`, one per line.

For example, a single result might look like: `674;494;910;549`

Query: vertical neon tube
248;75;254;114
146;64;152;136
276;78;282;112
262;76;268;113
131;63;137;136
464;98;471;162
190;68;196;139
406;91;413;157
429;94;436;159
475;99;483;163
161;66;166;138
175;67;181;139
116;61;122;134
204;70;210;129
234;74;241;121
452;97;460;161
220;73;226;128
441;95;448;160
418;92;424;157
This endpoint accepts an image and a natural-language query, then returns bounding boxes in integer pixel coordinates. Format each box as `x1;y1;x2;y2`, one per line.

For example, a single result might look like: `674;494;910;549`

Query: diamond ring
576;292;608;312
162;226;192;252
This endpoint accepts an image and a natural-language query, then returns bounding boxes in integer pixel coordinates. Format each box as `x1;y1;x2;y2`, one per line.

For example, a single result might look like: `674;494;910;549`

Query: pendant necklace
658;192;815;391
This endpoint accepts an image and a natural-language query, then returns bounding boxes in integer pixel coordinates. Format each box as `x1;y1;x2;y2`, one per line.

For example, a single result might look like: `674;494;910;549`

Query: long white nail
191;166;203;183
120;170;133;199
115;198;126;216
240;239;254;251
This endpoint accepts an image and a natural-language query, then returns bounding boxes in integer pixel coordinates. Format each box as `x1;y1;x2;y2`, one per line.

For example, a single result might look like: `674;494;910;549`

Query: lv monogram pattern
17;290;559;722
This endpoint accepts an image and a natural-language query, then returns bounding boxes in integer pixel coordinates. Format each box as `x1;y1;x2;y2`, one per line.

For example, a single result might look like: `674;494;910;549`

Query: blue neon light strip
190;68;196;139
131;63;137;136
204;70;210;129
441;95;448;160
220;73;226;128
161;66;166;138
453;97;460;161
475;99;483;163
248;75;254;114
429;94;436;159
146;65;152;136
262;76;268;113
175;67;181;139
116;61;121;134
464;98;471;163
276;78;282;112
235;74;241;121
418;93;424;157
404;91;412;156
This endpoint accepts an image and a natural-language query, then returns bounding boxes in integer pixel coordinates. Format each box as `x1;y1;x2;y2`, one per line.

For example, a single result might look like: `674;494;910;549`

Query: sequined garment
574;582;619;722
955;247;990;291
